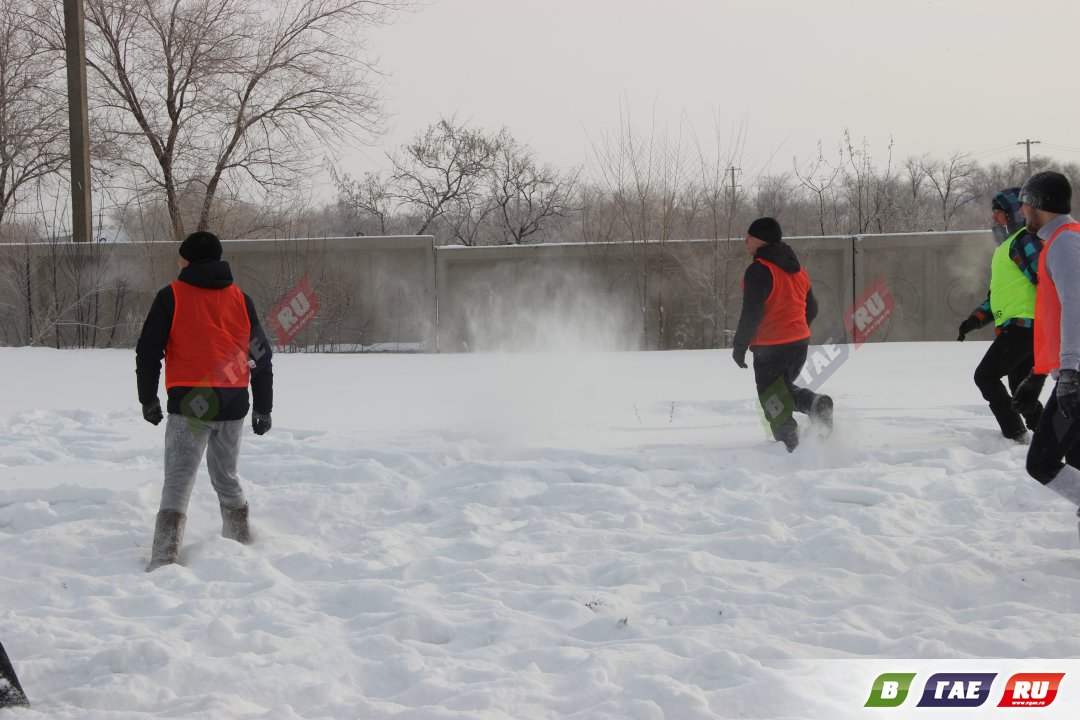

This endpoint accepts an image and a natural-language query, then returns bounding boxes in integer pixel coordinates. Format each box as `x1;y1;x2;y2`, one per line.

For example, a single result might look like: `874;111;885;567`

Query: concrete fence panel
0;230;998;351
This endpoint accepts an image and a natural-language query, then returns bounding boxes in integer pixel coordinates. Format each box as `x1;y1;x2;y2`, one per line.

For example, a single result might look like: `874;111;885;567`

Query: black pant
0;638;29;708
752;342;819;438
973;325;1035;438
1027;386;1080;484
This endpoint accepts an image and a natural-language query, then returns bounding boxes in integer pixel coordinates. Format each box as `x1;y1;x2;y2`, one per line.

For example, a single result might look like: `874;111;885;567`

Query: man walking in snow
957;186;1043;440
136;231;274;571
1012;171;1080;526
732;217;832;452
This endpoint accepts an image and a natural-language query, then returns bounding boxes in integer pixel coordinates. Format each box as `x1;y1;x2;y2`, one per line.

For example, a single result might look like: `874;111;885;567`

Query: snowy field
3;343;1080;719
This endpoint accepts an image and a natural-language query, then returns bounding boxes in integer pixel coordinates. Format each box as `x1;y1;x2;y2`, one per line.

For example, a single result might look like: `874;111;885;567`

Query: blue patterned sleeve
1012;230;1043;284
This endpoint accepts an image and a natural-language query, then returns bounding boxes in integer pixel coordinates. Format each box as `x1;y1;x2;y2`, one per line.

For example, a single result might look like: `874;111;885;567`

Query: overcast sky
336;0;1080;191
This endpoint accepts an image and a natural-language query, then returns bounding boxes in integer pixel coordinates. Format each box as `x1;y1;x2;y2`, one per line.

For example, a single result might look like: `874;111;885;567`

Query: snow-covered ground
2;343;1080;719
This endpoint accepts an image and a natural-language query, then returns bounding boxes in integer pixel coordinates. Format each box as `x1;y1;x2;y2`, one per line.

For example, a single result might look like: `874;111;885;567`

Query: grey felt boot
147;510;186;572
221;504;252;545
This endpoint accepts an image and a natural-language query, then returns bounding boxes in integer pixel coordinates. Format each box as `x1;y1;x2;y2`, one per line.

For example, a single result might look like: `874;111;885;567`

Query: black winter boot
147;510;186;572
989;398;1027;440
775;420;799;453
810;394;834;436
221;504;251;545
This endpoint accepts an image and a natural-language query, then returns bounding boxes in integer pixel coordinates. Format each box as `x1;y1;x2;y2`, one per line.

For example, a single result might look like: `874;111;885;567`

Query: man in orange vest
136;231;274;571
733;217;832;452
1012;171;1080;524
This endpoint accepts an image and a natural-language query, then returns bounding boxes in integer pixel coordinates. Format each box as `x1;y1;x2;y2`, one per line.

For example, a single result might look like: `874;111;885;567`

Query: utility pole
64;0;92;243
1017;139;1041;177
726;166;740;211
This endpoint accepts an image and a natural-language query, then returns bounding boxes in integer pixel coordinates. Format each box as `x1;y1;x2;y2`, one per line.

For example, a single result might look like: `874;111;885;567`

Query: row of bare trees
574;137;1076;246
326;116;1080;250
0;0;411;243
330;117;580;246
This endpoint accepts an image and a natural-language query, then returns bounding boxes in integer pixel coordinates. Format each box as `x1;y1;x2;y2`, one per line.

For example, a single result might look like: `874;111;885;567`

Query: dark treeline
322;120;1080;247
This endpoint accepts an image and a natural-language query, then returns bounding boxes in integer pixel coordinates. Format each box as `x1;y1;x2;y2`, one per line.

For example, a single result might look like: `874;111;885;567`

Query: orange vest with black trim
164;281;251;389
747;259;812;346
1034;222;1080;374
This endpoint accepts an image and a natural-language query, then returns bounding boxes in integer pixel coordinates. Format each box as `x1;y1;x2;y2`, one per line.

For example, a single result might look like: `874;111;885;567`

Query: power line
1041;143;1080;155
970;144;1017;159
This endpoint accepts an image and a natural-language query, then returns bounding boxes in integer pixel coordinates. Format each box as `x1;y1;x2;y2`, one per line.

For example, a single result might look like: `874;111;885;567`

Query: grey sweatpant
160;414;247;513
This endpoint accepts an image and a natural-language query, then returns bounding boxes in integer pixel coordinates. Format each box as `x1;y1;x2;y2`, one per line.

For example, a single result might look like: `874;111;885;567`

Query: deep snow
2;343;1080;719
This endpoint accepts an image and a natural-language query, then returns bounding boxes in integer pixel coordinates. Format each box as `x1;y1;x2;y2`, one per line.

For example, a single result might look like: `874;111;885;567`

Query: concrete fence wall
0;230;998;351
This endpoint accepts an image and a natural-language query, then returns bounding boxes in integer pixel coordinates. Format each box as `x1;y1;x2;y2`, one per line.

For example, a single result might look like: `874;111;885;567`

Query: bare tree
793;142;842;236
330;165;394;235
36;0;409;242
838;131;895;234
489;137;578;245
753;173;794;220
387;116;500;239
441;190;498;246
685;117;746;348
921;151;977;230
577;183;619;245
893;156;929;230
0;3;67;227
587;106;689;348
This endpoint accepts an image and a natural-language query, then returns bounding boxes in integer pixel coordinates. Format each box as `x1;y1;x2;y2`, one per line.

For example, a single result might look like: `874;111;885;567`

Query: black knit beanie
178;231;223;263
1020;171;1071;214
747;217;782;244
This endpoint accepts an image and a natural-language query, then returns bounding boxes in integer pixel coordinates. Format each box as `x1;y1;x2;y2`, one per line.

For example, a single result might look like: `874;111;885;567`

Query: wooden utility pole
64;0;92;243
1017;139;1041;176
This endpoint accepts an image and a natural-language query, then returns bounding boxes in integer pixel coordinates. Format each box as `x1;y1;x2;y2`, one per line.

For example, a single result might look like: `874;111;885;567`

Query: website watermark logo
178;278;310;433
864;672;917;708
916;673;997;708
799;275;895;392
864;670;1065;710
845;275;893;348
757;276;894;438
998;673;1065;708
268;276;320;347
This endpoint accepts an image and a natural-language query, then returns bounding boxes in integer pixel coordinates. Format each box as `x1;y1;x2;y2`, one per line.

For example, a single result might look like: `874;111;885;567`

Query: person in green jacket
957;186;1045;439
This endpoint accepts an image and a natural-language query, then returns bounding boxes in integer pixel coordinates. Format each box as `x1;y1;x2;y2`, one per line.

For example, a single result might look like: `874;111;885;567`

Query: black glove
252;411;272;436
142;400;163;426
957;317;979;341
732;346;748;369
1057;369;1080;419
1013;372;1046;417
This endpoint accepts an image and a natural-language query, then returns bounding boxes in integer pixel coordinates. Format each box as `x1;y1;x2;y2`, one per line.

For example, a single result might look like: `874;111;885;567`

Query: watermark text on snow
269;276;320;346
800;275;894;392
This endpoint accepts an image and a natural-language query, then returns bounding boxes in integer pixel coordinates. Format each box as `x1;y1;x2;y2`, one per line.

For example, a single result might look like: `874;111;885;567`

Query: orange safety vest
164;281;251;389
747;259;812;346
1034;222;1080;374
